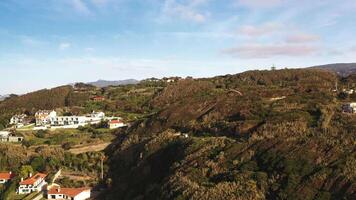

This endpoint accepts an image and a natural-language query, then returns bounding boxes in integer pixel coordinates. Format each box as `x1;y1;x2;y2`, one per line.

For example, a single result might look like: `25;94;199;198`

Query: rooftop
0;172;15;180
19;173;47;185
48;186;91;197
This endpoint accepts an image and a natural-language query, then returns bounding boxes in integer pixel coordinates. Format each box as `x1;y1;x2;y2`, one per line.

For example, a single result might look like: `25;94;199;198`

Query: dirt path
61;170;94;181
68;142;110;154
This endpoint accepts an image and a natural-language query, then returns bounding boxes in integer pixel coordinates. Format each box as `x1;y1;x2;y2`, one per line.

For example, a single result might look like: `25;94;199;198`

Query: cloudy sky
1;0;356;94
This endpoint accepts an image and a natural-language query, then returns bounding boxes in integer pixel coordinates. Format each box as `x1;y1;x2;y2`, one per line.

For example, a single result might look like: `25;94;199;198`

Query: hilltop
310;63;356;77
87;79;139;87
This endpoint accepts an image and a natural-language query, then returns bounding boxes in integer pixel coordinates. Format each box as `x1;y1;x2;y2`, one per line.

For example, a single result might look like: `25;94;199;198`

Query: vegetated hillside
0;85;91;129
102;69;356;200
0;80;166;130
311;63;356;77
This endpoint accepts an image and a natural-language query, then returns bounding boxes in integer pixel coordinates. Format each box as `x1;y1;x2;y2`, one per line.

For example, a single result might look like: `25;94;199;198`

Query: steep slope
102;69;355;200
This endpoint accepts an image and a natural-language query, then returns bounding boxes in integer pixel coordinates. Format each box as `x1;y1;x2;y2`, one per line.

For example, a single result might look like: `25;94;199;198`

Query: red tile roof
0;172;15;180
48;186;91;197
19;173;47;185
110;120;122;124
92;96;105;100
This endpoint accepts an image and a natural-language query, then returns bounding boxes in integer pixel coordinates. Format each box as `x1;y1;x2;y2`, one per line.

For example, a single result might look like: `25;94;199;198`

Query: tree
19;165;34;178
31;157;46;172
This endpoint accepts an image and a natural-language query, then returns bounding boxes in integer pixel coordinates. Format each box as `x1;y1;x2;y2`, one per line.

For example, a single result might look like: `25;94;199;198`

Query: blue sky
1;0;356;94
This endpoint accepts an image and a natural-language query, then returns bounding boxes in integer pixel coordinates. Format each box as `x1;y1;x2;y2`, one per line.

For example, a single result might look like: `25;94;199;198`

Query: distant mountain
310;63;356;76
87;79;139;87
0;94;9;101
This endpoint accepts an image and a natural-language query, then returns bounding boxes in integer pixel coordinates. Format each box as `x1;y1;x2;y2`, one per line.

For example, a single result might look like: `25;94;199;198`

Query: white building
342;102;356;114
0;131;10;139
10;114;28;127
18;173;47;194
50;116;87;127
0;172;15;184
0;131;23;143
87;111;105;124
35;110;57;126
47;186;91;200
34;110;109;129
108;119;126;129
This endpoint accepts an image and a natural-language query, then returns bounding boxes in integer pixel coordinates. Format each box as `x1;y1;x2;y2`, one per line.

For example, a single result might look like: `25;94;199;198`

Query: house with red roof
17;173;47;194
108;119;126;129
47;186;91;200
91;96;105;102
0;172;15;184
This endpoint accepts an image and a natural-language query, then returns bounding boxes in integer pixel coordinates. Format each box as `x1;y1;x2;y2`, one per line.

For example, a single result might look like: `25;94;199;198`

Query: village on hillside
0;170;91;200
0;110;127;145
0;110;128;199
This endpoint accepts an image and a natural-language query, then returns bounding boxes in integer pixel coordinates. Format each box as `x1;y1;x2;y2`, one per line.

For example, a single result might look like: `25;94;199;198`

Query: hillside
0;69;355;200
311;63;356;77
102;69;355;200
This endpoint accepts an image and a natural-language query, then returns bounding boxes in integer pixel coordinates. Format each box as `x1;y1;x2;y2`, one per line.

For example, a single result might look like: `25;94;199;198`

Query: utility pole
100;154;105;180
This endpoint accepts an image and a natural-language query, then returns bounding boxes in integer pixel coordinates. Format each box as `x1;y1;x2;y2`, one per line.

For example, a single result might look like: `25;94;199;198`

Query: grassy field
20;127;116;148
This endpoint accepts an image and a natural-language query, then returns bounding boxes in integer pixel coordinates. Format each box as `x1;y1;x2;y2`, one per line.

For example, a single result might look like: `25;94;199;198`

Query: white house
108;119;126;129
35;110;57;126
18;173;47;194
0;131;24;143
0;172;15;184
0;131;10;140
10;114;28;127
342;102;356;114
47;186;91;200
86;111;105;124
50;116;87;127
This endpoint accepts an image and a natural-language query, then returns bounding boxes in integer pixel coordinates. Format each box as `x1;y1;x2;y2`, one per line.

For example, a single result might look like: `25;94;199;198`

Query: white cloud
222;43;319;58
20;36;47;46
162;0;209;23
285;33;320;43
236;0;284;8
70;0;91;15
238;23;282;37
91;0;109;6
59;43;71;50
85;47;95;52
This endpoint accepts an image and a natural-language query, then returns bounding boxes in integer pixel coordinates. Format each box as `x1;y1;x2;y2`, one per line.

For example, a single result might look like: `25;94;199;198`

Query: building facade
18;173;47;194
0;131;24;143
35;110;57;126
342;103;356;113
47;186;91;200
108;119;126;129
10;114;29;128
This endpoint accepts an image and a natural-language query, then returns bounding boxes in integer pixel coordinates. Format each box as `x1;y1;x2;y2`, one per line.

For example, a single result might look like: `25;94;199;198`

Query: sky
1;0;356;94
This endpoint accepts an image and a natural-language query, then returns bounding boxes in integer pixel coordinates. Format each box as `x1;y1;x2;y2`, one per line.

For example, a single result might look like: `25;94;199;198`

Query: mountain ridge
87;79;139;87
310;62;356;76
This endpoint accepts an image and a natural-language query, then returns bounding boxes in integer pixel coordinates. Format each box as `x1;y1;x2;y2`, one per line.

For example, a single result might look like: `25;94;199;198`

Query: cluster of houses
342;102;356;114
0;171;91;200
10;110;126;130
